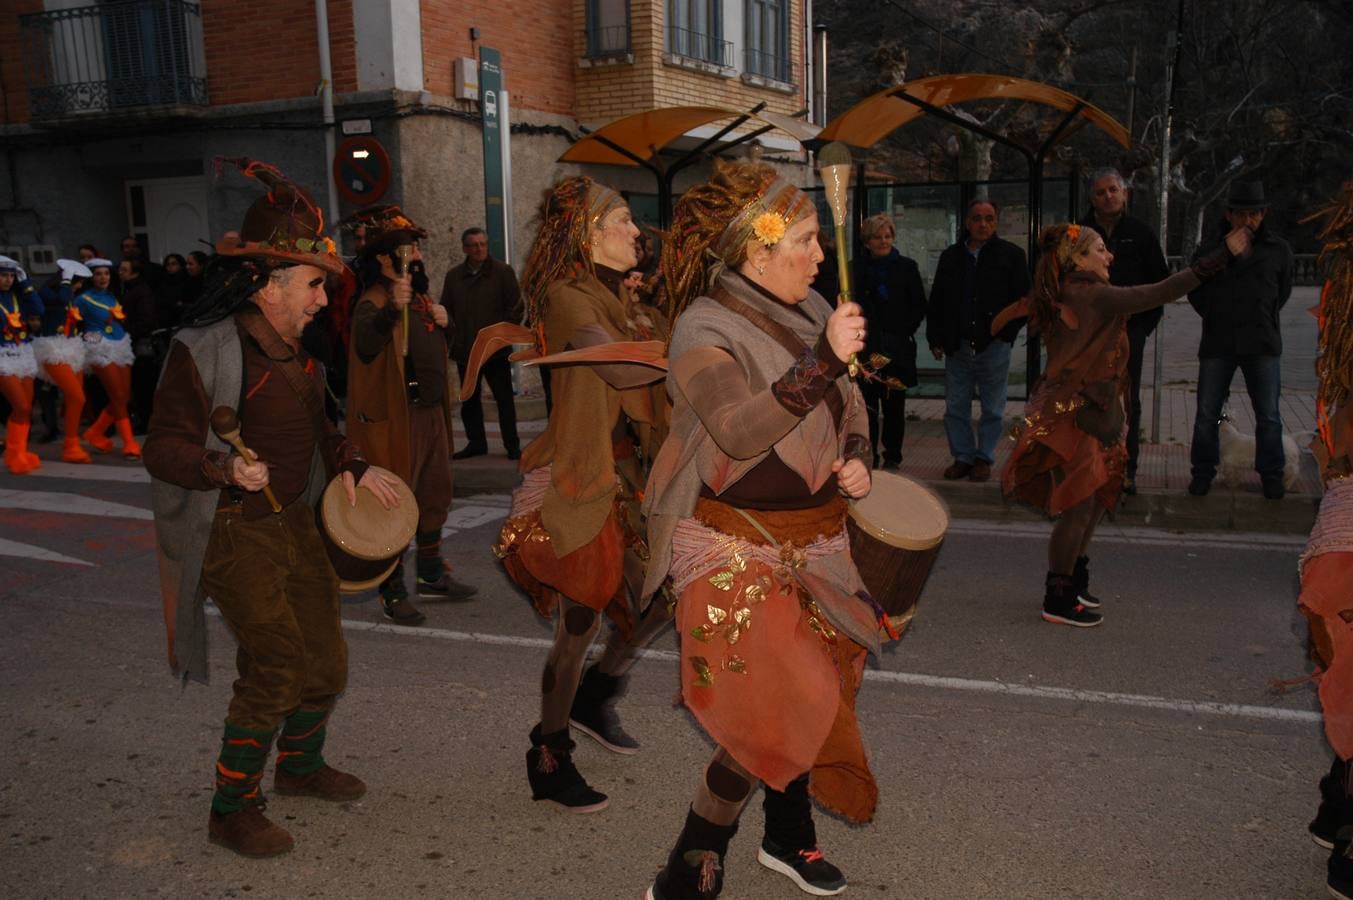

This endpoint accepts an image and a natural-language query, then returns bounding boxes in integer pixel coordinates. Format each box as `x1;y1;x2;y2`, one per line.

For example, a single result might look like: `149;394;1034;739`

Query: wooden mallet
210;406;281;513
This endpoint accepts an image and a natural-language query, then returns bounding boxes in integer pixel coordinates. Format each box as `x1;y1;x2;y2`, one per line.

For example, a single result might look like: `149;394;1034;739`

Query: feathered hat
213;157;345;275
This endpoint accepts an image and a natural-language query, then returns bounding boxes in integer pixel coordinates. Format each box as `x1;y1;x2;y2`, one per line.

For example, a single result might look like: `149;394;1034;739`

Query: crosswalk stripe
29;461;150;483
0;537;93;566
0;489;153;520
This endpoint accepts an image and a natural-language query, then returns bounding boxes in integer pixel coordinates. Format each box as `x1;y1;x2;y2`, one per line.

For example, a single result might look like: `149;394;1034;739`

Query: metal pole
1151;9;1182;443
813;25;828;127
314;0;340;231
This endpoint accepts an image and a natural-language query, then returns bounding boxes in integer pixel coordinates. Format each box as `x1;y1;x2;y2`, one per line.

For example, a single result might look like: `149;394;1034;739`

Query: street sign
333;136;391;206
480;47;506;261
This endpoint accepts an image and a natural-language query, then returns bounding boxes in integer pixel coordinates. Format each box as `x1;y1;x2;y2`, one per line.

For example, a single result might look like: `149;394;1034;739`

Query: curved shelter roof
560;106;818;167
818;74;1129;150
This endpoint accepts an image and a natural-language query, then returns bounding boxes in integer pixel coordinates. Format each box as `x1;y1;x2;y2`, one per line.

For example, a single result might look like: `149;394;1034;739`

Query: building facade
0;0;814;281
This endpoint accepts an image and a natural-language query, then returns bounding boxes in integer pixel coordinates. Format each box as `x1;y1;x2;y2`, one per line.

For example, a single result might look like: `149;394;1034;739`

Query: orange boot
114;417;141;459
4;421;39;475
83;410;115;453
61;437;92;464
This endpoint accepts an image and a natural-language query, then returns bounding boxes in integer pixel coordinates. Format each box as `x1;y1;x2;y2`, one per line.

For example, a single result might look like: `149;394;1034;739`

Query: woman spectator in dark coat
853;213;927;468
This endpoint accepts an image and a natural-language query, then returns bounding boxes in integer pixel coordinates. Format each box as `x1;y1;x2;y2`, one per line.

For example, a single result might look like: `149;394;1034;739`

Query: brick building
0;0;814;281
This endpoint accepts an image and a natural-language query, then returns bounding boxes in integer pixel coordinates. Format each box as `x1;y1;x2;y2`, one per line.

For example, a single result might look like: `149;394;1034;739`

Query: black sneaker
1262;477;1286;500
1043;573;1103;627
1314;804;1343;850
416;570;477;601
381;596;425;626
1330;831;1353;900
1042;603;1103;627
757;837;846;896
1187;476;1211;496
1072;556;1102;610
526;725;608;813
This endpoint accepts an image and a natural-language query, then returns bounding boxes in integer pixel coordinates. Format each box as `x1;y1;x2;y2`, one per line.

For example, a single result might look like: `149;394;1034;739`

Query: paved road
0;462;1333;898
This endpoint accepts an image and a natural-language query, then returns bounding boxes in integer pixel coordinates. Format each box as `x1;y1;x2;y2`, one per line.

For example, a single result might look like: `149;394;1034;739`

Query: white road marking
0;489;152;520
327;617;1322;726
947;519;1307;551
29;461;150;483
0;537;92;566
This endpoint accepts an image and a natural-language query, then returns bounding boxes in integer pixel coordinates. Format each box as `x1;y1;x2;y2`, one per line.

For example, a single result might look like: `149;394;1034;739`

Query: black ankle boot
1042;572;1102;627
1313;756;1353;849
1072;556;1102;609
758;774;846;895
570;664;639;755
647;807;739;900
526;724;608;813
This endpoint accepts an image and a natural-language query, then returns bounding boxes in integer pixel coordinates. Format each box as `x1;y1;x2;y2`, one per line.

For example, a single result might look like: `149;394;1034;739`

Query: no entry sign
333;137;391;205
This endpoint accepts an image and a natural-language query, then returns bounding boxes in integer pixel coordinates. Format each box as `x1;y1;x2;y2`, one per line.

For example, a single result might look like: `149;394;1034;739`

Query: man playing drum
345;205;477;626
144;158;401;858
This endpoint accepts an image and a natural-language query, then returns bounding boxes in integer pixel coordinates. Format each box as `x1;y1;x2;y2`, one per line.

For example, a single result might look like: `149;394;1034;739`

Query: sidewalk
451;287;1324;535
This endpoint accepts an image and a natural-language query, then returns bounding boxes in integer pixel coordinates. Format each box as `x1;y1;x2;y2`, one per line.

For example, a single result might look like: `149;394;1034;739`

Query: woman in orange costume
641;162;882;900
32;258;94;463
0;255;42;474
1298;183;1353;899
73;258;140;458
495;176;672;813
999;222;1248;627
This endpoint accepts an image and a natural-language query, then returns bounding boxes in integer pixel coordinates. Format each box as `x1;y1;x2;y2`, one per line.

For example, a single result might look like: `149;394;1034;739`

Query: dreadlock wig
1030;222;1099;335
519;176;626;331
662;160;814;326
177;256;276;328
1302;181;1353;458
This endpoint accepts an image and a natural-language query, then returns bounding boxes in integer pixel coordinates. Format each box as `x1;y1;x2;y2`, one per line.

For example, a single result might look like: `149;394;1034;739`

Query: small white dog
1217;412;1302;489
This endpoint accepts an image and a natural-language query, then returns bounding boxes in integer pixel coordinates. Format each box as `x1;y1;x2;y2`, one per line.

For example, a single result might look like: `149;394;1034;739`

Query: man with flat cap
1186;180;1294;498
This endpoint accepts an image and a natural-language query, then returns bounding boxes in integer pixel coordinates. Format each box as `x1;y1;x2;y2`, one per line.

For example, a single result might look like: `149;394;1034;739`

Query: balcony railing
19;0;208;121
744;47;790;83
586;24;631;59
666;26;733;68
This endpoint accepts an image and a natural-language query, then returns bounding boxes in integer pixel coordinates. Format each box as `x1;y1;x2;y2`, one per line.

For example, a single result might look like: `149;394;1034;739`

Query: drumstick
210;406;282;513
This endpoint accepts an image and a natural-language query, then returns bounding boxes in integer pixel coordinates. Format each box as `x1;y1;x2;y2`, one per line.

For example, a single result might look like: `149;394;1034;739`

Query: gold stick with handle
395;244;413;357
817;141;858;377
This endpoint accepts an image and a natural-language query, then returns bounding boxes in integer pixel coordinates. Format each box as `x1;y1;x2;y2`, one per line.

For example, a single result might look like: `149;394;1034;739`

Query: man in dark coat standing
441;227;523;460
1079;168;1170;495
926;198;1030;482
1186;180;1293;499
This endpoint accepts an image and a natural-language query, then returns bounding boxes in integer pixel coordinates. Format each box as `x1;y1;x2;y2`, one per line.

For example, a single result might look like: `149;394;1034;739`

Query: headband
712;176;814;262
587;183;626;230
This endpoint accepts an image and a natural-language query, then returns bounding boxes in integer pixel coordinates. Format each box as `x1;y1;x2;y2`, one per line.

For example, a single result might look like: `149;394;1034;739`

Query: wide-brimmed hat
213;157;345;275
343;205;428;259
1226;181;1268;210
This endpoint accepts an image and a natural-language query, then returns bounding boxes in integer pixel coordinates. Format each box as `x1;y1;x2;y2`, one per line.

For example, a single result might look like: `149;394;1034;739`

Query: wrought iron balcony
744;47;790;84
666;26;734;68
19;0;208;121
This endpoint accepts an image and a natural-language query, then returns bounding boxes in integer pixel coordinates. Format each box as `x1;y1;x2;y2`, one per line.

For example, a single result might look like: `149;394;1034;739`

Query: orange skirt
496;503;637;637
1299;552;1353;760
675;508;878;823
1002;407;1126;515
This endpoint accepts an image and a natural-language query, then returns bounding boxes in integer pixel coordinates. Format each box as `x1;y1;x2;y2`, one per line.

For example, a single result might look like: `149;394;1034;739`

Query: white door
125;176;209;263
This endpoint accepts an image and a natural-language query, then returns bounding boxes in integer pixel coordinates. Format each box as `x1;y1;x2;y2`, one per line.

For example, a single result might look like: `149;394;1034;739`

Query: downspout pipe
315;0;341;231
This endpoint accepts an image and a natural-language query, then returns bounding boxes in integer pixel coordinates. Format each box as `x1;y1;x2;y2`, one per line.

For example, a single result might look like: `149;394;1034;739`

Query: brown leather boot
273;765;367;801
207;805;294;858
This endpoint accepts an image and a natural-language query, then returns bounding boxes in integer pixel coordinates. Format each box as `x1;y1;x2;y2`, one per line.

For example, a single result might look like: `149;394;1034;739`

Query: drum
846;471;949;638
316;465;418;593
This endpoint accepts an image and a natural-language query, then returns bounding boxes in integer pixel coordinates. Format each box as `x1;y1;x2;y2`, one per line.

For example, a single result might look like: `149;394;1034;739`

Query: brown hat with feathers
213;157;345;275
342;204;429;259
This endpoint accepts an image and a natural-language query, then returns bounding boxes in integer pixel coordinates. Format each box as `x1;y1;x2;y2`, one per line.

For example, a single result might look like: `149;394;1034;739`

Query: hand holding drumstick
211;406;281;513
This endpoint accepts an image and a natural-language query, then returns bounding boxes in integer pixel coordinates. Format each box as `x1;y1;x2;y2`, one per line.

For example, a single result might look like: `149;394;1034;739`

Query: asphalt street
0;460;1333;899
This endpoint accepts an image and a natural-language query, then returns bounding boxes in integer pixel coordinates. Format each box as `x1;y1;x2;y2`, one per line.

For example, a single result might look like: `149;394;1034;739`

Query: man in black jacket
1079;168;1170;495
1186;180;1293;499
926;198;1030;481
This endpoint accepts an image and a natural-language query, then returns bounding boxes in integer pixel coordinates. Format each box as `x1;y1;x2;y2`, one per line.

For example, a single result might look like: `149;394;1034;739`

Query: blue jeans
943;341;1012;465
1189;354;1284;481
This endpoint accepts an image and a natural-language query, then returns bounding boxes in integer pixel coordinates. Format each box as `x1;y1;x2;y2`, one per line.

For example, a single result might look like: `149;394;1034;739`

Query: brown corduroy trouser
200;500;347;732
